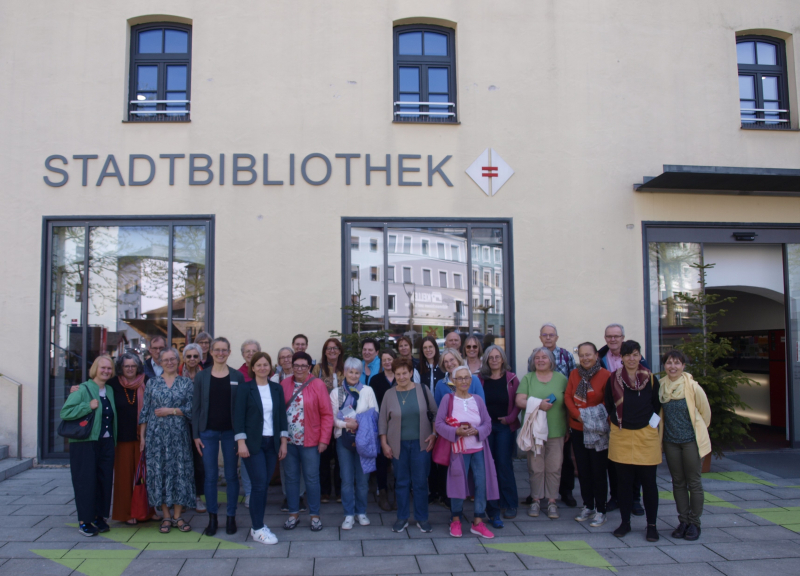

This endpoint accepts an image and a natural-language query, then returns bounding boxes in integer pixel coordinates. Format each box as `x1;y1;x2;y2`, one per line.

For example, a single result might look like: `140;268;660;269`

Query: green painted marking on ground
31;549;69;560
62;549;140;559
485;540;616;571
52;558;84;571
746;506;800;532
73;558;132;576
702;471;776;486
659;490;739;509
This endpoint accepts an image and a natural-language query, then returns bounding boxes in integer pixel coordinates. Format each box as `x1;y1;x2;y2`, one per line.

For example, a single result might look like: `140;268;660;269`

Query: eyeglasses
184;354;199;359
605;335;623;340
326;347;340;352
162;357;178;363
453;376;471;383
541;334;556;338
293;364;309;370
465;345;479;349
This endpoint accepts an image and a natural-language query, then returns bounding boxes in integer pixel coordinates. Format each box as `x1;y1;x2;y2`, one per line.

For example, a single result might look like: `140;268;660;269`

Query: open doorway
704;244;789;449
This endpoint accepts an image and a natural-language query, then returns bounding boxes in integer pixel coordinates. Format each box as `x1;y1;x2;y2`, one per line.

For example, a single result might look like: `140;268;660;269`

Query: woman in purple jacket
435;365;498;539
479;345;520;527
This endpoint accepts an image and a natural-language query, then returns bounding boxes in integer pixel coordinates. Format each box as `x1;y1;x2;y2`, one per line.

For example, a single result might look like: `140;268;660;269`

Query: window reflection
472;228;505;352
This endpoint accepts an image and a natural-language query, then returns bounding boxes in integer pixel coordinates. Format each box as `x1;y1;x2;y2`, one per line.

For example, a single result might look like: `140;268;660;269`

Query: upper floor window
393;25;456;123
737;36;790;129
129;23;192;122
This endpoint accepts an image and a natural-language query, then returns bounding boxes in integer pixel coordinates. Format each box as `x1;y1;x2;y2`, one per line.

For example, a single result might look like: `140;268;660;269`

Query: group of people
61;322;711;545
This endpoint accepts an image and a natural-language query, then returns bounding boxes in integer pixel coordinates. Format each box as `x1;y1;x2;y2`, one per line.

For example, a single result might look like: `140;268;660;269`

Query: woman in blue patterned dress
139;347;195;534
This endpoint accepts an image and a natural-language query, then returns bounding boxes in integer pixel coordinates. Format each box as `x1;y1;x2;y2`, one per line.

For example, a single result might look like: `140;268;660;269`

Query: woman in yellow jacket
659;350;711;542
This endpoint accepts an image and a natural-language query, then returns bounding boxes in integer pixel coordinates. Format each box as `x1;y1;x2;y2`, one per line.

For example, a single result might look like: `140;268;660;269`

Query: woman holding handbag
330;357;378;530
61;355;118;537
378;357;437;534
435;365;498;539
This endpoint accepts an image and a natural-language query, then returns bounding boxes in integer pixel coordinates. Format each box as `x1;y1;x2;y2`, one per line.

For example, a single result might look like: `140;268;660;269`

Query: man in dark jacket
143;335;166;381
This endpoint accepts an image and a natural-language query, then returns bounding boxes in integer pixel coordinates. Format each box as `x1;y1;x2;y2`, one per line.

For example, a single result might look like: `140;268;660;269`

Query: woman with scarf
330;357;378;530
480;345;521;527
313;338;345;503
180;344;206;513
660;350;711;542
564;343;611;528
604;340;662;542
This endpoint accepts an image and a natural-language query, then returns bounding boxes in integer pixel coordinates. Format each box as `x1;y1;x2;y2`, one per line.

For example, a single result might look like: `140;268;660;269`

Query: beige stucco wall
1;0;799;458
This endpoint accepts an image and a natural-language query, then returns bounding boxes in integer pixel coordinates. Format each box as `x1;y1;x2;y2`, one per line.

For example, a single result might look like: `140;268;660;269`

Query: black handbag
57;383;96;440
339;388;358;452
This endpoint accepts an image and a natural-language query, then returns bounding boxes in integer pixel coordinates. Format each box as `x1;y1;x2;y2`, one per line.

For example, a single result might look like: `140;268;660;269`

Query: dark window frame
393;24;457;124
38;215;214;462
737;35;790;130
128;22;193;123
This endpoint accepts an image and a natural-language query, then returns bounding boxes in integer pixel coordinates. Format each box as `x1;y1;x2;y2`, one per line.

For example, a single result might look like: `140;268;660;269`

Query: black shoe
204;513;218;536
606;498;619;512
299;497;307;512
93;517;110;533
78;522;98;537
428;493;439;504
524;495;533;506
631;499;645;516
560;493;578;508
646;524;659;542
671;522;689;539
280;499;289;512
226;515;237;535
612;522;631;538
684;524;701;541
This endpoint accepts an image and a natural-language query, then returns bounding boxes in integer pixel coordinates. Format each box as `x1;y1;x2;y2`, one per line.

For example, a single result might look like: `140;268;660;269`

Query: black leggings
571;430;608;513
614;462;658;525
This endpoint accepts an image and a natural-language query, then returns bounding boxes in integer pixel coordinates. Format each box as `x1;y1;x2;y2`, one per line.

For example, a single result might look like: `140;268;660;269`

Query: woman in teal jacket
60;355;118;537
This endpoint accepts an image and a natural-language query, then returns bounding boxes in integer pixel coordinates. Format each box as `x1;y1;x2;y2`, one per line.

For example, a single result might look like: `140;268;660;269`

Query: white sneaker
528;501;540;517
195;497;206;513
356;514;370;526
589;512;607;528
575;506;596;522
251;526;278;545
342;515;355;530
244;494;250;508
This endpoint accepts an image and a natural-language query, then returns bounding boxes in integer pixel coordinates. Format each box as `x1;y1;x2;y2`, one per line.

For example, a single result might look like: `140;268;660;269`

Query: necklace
123;386;136;405
397;389;413;405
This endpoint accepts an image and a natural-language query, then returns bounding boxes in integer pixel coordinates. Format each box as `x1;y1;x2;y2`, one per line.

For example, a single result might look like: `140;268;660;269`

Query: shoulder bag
339;387;358;452
432;394;456;466
57;383;95;440
130;452;151;521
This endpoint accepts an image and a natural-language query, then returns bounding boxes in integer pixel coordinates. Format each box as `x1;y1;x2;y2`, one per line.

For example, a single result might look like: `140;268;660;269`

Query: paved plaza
1;455;800;576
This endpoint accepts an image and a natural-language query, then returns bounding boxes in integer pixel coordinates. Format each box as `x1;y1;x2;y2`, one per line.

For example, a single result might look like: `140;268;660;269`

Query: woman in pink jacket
435;365;499;539
280;352;333;532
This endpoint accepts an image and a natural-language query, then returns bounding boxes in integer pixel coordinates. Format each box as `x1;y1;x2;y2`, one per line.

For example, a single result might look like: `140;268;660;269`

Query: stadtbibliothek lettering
43;153;454;188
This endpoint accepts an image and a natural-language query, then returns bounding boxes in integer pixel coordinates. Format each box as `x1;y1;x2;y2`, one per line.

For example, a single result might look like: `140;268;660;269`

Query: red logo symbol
80;420;89;427
482;166;498;178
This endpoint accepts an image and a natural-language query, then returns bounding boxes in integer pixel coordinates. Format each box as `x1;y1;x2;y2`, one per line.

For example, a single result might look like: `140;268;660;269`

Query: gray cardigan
378;383;436;457
192;365;245;438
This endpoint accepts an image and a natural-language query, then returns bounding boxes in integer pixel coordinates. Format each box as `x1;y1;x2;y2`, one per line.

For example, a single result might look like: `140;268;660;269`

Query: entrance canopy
636;165;800;196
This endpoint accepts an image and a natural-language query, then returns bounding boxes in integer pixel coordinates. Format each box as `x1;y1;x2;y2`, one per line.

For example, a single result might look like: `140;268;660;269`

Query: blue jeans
242;438;279;531
451;450;487;519
393;440;430;522
240;457;252;496
285;444;321;515
486;421;519;517
200;429;239;516
337;438;368;516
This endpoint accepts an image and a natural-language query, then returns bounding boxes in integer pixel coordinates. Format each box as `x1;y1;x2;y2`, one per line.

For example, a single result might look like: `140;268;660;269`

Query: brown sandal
159;519;172;533
174;517;192;532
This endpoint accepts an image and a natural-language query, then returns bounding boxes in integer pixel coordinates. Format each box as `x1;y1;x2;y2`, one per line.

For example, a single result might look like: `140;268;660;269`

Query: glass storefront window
344;220;513;361
43;218;212;458
647;242;702;372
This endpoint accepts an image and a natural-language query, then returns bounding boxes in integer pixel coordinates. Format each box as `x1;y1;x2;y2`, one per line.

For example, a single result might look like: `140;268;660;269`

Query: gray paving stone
340;524;409;540
0;498;20;505
27;516;78;529
113;558;185;576
659;545;726;563
316;555;421;575
431;537;489;554
719;525;799;540
514;520;589;536
761;487;800;499
34;527;87;542
549;532;629;549
10;495;74;505
516;552;596;570
659;526;742;546
675;513;755;528
416;553;472;573
711;558;800;576
466;551;527;571
706;541;800;560
724;489;778;500
214;542;290;558
139;548;215;559
0;542;76;558
289;540;362;557
612;546;676;565
0;558;74;575
0;506;24;516
179;558;236;576
9;505;76;516
767;498;800;507
234;557;313;575
0;527;50;541
614;563;724;576
0;516;49;528
363;538;436;556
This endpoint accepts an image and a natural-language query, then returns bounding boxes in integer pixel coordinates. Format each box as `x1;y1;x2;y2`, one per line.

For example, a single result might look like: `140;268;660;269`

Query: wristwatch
173;408;177;416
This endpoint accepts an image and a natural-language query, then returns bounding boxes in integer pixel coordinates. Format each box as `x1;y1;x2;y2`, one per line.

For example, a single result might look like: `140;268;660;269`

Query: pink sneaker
470;522;495;539
449;519;462;538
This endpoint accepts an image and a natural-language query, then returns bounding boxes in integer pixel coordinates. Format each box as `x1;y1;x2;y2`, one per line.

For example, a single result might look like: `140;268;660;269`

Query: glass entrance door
784;245;800;444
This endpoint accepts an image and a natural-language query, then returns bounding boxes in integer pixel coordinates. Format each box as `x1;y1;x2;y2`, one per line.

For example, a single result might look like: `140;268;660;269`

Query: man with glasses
143;336;166;381
537;323;579;508
598;324;649;515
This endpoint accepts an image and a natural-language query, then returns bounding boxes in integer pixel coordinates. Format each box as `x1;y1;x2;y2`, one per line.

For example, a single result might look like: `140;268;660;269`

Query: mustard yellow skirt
608;425;662;466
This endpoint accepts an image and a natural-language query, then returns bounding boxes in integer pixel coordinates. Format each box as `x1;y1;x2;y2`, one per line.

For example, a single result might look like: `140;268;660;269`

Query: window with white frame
387;265;395;282
370;238;378;252
403;236;412;254
388;294;396;311
370;296;379;308
454;273;462;289
495;272;501;289
351;236;359;250
483;271;490;286
437;242;446;259
439;270;448;288
451;244;460;262
423;269;432;286
421;239;430;255
402;266;412;283
388;234;397;252
370;266;379;281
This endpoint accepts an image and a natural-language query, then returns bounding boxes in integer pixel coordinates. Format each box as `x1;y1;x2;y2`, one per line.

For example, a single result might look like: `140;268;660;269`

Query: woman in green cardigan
60;355;118;537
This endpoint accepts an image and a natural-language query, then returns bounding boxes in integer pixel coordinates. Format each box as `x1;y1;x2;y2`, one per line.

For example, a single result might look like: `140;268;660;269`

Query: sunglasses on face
185;354;199;359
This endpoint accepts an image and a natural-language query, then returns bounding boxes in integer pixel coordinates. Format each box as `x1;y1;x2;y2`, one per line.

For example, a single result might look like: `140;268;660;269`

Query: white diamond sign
465;148;514;196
